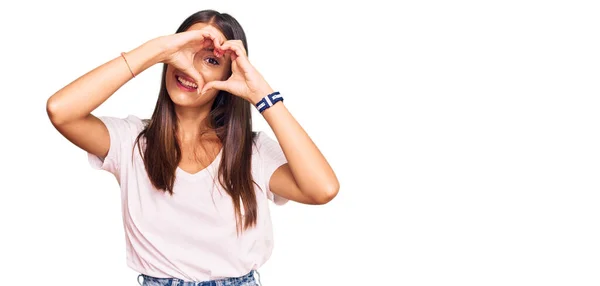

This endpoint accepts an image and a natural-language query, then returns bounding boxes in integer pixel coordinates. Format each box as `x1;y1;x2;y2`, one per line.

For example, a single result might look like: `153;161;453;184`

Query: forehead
187;22;227;40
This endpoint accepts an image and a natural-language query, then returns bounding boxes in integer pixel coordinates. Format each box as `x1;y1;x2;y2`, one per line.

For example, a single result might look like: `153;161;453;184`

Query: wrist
254;91;284;114
124;39;165;76
249;86;274;105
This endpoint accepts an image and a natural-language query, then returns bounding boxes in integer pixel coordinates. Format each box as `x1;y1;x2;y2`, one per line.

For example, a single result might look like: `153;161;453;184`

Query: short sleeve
254;131;289;206
87;115;145;179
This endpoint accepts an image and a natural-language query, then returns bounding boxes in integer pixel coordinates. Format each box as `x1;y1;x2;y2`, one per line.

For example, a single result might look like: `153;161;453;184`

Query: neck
175;105;215;143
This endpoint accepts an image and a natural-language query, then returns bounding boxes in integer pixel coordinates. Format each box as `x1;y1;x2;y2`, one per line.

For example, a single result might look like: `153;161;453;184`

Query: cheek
165;67;175;85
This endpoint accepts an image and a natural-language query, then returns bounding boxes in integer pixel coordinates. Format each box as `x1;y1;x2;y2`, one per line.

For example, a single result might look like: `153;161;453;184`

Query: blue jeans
137;270;261;286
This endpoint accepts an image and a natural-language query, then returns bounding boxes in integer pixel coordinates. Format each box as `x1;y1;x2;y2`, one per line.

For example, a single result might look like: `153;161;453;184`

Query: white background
1;0;599;285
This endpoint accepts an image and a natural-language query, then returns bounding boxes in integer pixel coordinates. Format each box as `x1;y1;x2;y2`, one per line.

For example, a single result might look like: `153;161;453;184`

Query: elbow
46;97;66;126
311;181;340;205
46;97;59;124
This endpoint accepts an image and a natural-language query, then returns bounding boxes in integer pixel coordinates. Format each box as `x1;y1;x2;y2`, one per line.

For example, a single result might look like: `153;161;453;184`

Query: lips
174;73;198;91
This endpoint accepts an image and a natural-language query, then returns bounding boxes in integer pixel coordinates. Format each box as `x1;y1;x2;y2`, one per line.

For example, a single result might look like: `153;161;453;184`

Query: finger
197;32;215;50
202;27;227;49
218;41;247;56
215;48;234;60
218;48;237;61
218;42;252;72
201;80;230;95
202;31;223;50
218;40;247;56
187;30;209;46
187;30;221;51
200;26;225;48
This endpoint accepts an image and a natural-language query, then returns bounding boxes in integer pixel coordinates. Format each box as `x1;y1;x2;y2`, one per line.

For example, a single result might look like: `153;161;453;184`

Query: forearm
259;98;339;198
46;40;163;125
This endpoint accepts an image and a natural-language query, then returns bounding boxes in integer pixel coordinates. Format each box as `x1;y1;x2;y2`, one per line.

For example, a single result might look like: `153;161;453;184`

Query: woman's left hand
200;40;273;104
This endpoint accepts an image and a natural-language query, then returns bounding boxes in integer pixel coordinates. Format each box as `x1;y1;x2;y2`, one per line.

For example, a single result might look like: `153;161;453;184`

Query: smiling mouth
175;74;198;91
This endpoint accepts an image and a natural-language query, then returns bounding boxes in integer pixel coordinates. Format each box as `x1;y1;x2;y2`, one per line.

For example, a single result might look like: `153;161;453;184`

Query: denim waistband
137;269;260;286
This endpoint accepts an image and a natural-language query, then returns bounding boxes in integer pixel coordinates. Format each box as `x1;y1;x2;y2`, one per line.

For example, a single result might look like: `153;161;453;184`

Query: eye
205;57;220;66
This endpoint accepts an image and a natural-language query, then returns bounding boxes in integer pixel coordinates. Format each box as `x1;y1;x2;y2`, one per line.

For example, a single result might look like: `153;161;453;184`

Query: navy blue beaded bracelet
255;91;283;113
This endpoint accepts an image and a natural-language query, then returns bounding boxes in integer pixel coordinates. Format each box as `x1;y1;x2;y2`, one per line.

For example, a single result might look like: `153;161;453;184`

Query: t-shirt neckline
175;147;223;180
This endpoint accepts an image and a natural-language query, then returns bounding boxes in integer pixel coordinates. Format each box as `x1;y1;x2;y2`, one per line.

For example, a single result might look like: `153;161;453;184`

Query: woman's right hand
154;26;224;88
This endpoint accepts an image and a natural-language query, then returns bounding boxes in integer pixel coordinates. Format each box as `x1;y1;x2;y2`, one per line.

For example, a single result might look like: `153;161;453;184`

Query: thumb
201;80;229;95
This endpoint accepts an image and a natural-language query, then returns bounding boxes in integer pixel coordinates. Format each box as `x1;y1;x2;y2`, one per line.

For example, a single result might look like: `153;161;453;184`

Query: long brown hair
134;10;258;234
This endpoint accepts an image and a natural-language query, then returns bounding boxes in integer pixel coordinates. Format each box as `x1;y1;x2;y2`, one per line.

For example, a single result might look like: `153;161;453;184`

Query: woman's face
165;22;231;108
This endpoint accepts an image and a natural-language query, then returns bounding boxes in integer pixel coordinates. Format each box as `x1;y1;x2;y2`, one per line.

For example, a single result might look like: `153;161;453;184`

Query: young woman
46;9;339;286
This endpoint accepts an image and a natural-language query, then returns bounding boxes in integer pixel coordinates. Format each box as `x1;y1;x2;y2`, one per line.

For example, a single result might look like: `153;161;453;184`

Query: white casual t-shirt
87;115;288;281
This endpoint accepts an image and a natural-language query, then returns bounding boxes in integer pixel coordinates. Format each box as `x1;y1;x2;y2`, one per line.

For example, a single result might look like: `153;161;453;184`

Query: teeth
177;76;198;89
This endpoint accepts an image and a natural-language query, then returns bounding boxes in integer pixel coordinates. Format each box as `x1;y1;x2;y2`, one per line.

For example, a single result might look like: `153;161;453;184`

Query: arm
46;42;162;159
46;28;224;159
256;94;340;205
201;40;340;205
